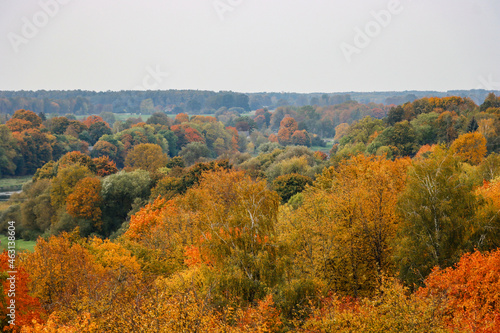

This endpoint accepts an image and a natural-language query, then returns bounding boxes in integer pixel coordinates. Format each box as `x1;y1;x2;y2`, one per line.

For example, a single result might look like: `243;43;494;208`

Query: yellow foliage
281;155;410;297
450;132;487;165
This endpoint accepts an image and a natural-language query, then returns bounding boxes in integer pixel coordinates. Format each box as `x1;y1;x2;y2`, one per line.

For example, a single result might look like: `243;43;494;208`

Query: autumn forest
2;91;500;332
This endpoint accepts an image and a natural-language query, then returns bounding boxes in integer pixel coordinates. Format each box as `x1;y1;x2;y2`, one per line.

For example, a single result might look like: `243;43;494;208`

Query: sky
0;0;499;93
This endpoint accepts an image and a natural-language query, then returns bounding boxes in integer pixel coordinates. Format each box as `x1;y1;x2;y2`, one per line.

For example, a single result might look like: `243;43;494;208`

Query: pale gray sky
0;0;499;93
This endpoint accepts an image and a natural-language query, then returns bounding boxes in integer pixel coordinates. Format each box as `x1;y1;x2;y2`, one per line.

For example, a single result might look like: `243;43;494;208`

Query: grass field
0;176;32;192
311;140;334;154
0;235;36;253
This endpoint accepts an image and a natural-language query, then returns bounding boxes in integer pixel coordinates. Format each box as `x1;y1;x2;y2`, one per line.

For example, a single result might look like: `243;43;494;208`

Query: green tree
0;125;17;177
88;122;112;145
100;170;152;236
179;142;211;166
273;173;313;203
395;148;480;286
140;98;155;114
19;179;54;240
146;112;171;126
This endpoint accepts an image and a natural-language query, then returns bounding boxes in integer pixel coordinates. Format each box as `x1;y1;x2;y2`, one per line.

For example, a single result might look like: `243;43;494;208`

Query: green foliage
19;179;54;240
371;120;418;157
395;147;486;286
273;173;313;203
0;125;17;177
100;170;152;236
179;142;212;166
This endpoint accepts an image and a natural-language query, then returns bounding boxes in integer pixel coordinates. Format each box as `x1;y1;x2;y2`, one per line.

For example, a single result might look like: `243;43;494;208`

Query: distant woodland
1;91;500;331
0;89;495;115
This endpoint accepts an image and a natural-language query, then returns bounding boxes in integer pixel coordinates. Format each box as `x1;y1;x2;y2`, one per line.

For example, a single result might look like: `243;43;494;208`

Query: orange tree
66;177;103;226
418;249;500;332
450;131;487;165
0;252;44;332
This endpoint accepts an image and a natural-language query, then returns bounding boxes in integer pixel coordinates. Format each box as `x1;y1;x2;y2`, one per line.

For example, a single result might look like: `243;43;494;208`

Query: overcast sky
0;0;499;93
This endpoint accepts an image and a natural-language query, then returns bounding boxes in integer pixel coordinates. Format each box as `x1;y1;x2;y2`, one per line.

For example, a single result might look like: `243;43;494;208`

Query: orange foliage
0;252;44;332
477;179;500;209
190;115;217;124
268;133;278;143
92;156;118;177
20;312;97;333
23;232;142;329
174;113;190;124
6;109;42;132
313;151;327;161
124;143;169;172
130;122;146;128
419;249;500;332
291;130;310;146
58;151;94;171
450;132;487;165
184;127;205;143
278;116;298;145
125;196;193;274
236;295;283;332
5;118;34;132
126;197;169;241
183;245;203;268
225;127;240;151
82;115;109;128
414;144;436;159
66;177;102;222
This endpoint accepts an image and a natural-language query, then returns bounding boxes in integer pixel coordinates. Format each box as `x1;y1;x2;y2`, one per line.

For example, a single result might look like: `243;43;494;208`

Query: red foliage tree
82;115;110;128
419;249;500;332
0;252;44;331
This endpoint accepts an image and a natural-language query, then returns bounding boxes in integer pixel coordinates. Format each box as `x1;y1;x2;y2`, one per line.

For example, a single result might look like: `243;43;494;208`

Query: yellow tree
450;132;487;165
281;154;410;297
23;231;143;329
50;164;92;210
125;196;195;275
334;123;349;142
124;143;169;172
180;169;282;304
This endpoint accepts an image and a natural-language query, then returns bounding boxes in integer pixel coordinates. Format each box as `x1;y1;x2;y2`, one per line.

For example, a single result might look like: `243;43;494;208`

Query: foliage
282;155;409;298
66;177;102;223
0;252;44;331
50;164;93;211
419;249;500;332
272;173;313;203
450;131;487;165
124;143;169;172
301;278;447;333
395;147;492;286
100;170;152;236
179;142;212;166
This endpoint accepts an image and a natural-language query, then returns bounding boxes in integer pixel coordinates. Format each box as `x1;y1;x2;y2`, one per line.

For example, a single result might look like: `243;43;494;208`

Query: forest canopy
1;92;500;331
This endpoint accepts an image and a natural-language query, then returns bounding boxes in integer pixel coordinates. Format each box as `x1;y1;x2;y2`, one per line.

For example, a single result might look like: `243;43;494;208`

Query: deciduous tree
124;143;168;173
450;132;487;165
